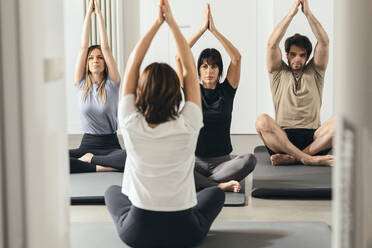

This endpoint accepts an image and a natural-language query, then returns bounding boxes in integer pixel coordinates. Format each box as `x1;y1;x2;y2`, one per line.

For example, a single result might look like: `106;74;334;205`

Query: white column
0;0;69;247
333;0;372;248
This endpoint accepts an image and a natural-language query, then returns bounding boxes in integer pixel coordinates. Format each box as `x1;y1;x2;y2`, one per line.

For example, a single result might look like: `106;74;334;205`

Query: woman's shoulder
219;78;237;95
106;76;121;87
75;76;86;88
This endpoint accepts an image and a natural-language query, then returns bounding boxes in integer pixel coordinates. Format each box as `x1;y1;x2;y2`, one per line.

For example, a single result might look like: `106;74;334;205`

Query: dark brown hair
197;48;223;82
135;63;182;124
285;33;313;59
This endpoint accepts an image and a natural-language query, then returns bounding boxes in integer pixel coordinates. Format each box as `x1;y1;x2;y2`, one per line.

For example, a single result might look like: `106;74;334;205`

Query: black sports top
195;78;237;157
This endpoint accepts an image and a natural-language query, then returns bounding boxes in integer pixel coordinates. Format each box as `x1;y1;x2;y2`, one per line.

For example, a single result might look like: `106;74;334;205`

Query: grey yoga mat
71;221;331;248
70;172;246;206
70;172;122;205
252;146;332;199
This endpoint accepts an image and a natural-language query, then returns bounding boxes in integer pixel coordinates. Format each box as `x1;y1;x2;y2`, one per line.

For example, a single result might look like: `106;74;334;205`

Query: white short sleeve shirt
118;94;203;211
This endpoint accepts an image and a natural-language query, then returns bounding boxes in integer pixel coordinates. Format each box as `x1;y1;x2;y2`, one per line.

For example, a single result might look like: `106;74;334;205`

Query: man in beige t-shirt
256;0;334;166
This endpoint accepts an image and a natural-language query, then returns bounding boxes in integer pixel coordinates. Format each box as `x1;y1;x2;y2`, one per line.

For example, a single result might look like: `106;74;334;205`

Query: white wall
0;0;69;246
41;0;70;246
22;0;69;246
65;0;334;134
65;0;85;133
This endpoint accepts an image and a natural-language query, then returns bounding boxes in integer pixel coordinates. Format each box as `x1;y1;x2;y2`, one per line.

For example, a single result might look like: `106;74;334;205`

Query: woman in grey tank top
69;0;126;173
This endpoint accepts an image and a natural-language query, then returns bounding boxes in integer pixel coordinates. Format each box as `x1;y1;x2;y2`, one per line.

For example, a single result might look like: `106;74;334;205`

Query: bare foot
78;153;94;163
96;165;119;172
301;155;334;166
218;180;241;192
270;154;298;166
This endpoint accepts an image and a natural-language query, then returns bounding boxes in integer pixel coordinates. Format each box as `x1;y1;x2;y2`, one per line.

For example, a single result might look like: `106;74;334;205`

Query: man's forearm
268;14;295;48
306;13;329;45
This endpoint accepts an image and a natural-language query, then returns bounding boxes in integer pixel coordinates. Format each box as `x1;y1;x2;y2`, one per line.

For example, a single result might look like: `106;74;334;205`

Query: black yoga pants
69;133;126;173
105;185;225;248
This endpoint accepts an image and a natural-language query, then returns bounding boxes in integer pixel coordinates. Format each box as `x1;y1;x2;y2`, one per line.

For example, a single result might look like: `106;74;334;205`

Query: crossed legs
69;148;126;173
76;152;120;172
255;114;334;166
195;154;256;192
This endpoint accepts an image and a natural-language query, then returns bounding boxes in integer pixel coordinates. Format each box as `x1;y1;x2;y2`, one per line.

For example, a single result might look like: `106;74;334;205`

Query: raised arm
74;0;94;85
175;4;209;88
187;4;209;49
164;0;201;108
301;0;329;70
208;5;241;89
121;2;164;98
94;0;120;83
267;0;301;73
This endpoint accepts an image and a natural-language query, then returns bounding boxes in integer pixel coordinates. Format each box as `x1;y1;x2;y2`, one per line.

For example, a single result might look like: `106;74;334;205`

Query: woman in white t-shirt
104;0;225;247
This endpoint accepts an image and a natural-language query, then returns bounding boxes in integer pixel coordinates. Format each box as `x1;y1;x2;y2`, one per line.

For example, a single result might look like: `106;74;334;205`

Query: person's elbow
111;74;121;84
182;67;198;80
267;66;275;74
319;36;330;47
231;53;242;65
325;36;330;45
267;41;278;50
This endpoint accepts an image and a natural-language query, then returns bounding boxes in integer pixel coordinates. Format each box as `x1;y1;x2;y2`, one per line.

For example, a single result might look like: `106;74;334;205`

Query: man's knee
325;117;335;136
315;118;335;139
255;114;274;132
328;123;335;138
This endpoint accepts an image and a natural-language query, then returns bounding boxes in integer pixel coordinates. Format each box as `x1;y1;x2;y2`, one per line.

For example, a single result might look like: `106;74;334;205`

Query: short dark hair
135;63;182;124
285;33;313;58
197;48;223;82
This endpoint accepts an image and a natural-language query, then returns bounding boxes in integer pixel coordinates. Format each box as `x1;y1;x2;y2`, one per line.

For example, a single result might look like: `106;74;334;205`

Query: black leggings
105;185;225;248
69;133;126;173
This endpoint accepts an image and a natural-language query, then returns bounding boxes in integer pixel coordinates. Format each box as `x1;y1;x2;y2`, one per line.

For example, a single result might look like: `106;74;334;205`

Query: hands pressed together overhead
160;2;217;33
88;0;102;15
156;0;176;26
290;0;311;17
201;4;217;33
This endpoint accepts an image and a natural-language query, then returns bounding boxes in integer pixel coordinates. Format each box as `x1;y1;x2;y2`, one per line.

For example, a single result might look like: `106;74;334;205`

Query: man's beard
289;61;304;72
